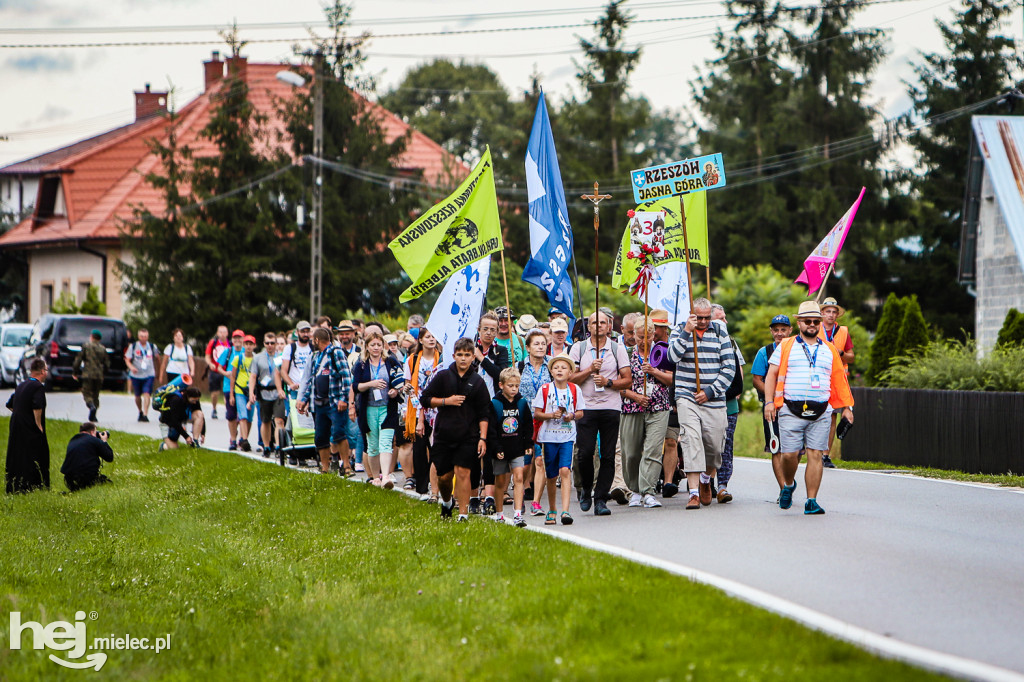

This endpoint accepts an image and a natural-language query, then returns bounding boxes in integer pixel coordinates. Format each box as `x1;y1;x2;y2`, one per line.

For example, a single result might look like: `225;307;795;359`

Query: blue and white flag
522;91;575;317
646;260;690;327
426;258;491;362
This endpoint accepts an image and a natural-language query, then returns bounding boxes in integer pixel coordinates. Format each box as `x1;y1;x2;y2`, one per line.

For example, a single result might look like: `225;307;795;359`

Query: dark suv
18;315;129;390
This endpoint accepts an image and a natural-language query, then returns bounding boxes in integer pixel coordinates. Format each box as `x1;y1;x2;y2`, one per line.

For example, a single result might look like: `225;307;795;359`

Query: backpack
725;339;745;401
569;339;621;374
152;382;181;412
535;382;580;441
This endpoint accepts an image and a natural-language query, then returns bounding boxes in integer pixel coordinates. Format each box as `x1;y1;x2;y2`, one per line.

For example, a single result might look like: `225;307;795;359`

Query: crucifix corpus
580;182;611;337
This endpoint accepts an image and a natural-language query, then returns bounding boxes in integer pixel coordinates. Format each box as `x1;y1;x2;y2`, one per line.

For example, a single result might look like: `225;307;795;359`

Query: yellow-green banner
612;193;709;290
389;147;502;302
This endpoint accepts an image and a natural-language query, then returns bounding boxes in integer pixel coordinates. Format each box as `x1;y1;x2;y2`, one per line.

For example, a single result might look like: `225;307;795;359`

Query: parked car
1;323;33;386
17;315;129;390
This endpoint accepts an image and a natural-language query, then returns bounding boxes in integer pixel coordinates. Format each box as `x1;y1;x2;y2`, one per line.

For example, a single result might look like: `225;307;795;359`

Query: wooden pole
814;262;835;303
705;264;712;301
643;286;649;397
579;182;611;339
499;250;513;343
679;193;700;391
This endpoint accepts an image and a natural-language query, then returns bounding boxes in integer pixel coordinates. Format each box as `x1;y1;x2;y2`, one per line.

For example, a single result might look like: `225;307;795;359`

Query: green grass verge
0;417;944;680
733;412;1024;488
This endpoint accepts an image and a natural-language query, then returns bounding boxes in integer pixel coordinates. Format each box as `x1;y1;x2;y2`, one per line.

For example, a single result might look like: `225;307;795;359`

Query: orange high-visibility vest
819;324;850;374
773;336;854;410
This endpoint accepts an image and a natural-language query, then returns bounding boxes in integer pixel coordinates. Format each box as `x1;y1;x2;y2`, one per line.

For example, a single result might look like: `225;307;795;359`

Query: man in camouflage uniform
73;329;109;422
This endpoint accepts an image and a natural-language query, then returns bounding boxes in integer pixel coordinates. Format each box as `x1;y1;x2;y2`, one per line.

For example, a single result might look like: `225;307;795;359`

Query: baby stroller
279;396;318;467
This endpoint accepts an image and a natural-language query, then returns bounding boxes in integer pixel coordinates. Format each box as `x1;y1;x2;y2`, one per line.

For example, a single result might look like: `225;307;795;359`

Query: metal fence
842;387;1024;474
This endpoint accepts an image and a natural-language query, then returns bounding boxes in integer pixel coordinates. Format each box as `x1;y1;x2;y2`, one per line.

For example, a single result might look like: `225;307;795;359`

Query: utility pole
310;51;324;321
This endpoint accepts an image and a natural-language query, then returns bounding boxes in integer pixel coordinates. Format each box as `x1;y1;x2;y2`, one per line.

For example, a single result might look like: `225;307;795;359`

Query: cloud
4;53;76;72
17;104;73;129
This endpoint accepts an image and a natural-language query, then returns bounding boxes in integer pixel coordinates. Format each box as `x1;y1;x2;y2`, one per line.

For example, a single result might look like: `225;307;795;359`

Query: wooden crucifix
580;182;611;336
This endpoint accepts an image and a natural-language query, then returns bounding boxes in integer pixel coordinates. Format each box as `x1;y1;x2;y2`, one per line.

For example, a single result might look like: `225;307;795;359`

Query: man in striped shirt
667;297;736;510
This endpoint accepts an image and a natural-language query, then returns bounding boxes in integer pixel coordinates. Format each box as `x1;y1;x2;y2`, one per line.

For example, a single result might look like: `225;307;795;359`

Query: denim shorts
234;393;252;422
131;376;154;397
314;401;349;450
223;392;238;421
541;441;574;479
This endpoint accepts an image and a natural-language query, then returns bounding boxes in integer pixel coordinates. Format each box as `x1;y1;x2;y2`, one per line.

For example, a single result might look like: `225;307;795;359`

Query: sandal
561;512;574;525
544;511;557;525
427;493;438;504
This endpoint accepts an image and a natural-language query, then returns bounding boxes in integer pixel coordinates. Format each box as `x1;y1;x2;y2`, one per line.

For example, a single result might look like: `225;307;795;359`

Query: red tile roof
0;59;469;249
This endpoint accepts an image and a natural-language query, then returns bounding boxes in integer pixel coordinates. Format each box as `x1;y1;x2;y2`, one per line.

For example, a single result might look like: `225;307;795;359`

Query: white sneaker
628;492;643;507
643;494;663;508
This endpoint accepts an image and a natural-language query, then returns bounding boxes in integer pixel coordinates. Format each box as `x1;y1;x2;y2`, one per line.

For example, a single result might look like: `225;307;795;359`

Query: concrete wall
976;170;1024;355
27;245;128;322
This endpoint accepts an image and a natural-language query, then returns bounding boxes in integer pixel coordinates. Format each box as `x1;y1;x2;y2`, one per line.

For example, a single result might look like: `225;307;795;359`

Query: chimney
204;50;224;91
134;83;168;120
226;54;248;82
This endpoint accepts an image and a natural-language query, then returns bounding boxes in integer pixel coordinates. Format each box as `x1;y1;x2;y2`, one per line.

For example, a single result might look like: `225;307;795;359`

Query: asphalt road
7;387;1024;677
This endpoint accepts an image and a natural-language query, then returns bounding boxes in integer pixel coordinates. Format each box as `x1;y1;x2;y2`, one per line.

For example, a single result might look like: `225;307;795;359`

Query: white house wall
976;169;1024;354
27;246;126;322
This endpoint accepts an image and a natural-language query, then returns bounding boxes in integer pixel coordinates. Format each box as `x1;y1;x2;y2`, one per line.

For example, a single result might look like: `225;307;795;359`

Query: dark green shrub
868;293;904;385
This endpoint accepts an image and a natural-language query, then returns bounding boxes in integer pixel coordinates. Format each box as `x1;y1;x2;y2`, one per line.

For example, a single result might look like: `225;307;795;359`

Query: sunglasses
798;319;821;324
694;315;712;321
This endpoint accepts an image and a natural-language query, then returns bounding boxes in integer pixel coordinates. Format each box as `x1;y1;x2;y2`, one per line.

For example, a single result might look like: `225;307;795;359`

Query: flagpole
643;287;649;397
814;262;835;303
570;256;585;322
705;265;712;301
679;194;700;392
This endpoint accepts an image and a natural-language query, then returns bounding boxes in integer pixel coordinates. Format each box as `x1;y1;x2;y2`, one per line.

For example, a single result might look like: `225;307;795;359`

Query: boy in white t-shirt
532;354;585;526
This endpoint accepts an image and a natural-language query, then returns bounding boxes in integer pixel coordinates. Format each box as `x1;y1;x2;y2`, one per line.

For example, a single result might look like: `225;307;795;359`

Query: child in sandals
532;354;585;525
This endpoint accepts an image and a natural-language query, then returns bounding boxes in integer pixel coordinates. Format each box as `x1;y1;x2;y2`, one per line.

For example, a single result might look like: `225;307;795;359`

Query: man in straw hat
763;301;854;515
818;297;854;469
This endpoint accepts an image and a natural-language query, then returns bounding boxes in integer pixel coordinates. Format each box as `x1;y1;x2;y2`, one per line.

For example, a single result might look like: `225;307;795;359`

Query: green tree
995;308;1024;347
868;293;905;385
50;291;79;314
894;295;932;360
79;285;107;315
280;1;423;317
559;1;652;278
121;32;304;343
898;0;1022;336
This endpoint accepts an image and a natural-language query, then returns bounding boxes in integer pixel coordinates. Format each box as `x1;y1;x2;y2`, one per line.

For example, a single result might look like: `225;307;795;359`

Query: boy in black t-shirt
420;338;491;522
488;367;533;527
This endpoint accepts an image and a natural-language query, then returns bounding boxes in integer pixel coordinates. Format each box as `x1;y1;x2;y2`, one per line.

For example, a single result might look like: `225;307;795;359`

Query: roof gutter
76;241;107;304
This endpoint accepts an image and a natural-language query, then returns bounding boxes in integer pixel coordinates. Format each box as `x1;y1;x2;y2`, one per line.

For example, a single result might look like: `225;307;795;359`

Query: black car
17;314;129;390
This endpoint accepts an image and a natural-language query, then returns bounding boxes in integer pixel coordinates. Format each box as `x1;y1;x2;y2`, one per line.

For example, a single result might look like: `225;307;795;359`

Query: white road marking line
531;526;1024;682
737;456;1024;494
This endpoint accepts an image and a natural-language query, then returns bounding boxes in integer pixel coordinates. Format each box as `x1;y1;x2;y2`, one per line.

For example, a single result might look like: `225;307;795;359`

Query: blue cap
770;315;791;327
548;307;559;315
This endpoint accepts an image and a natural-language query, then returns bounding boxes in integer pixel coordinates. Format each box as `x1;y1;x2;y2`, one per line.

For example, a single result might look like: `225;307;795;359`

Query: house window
78;280;92;304
37;176;65;218
40;283;53;312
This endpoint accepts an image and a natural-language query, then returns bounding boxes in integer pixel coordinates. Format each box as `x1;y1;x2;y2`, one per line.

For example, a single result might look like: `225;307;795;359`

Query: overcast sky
1;0;1020;169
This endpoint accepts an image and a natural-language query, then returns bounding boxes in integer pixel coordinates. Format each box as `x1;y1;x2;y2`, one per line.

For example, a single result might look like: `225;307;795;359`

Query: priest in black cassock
5;358;50;494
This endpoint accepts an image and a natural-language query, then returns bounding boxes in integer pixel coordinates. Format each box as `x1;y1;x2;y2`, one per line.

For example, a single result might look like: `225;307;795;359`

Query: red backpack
534;382;580;441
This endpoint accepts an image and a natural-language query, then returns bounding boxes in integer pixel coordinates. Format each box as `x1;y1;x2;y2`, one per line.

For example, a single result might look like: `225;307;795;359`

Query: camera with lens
99;431;110;439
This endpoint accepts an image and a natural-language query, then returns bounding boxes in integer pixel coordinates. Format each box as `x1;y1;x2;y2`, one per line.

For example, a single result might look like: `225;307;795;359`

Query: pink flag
795;187;866;294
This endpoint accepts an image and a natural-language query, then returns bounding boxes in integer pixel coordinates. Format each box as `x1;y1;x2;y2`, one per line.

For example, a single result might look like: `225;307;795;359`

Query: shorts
223;392;238;421
665;424;680;442
208;371;223;393
234;393;252;422
431;438;480;477
394;429;410;447
541;441;574;479
676;399;726;473
258;398;285;424
166;425;185;442
314;401;349;450
490;452;525;477
131;376;155;397
778;405;831;452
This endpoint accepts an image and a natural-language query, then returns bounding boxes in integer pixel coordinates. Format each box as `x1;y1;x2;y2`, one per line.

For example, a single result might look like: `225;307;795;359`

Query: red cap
243;334;257;344
231;329;245;338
